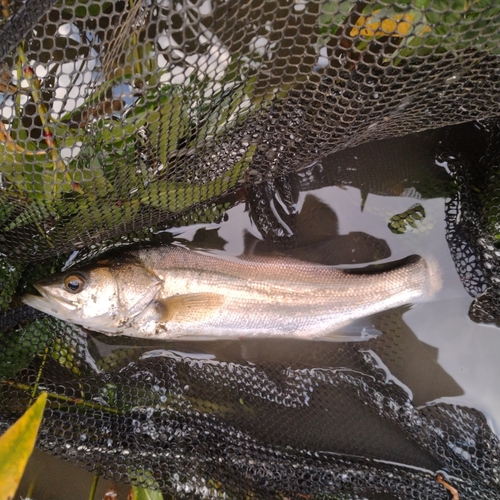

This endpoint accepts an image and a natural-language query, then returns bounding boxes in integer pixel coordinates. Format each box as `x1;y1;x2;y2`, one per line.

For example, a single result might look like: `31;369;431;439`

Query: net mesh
2;316;500;499
2;0;500;498
443;120;500;325
2;0;500;258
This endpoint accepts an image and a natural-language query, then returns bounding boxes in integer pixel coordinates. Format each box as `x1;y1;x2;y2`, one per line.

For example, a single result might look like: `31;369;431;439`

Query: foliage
319;0;500;62
388;204;426;234
129;486;164;500
0;393;47;500
2;0;500;251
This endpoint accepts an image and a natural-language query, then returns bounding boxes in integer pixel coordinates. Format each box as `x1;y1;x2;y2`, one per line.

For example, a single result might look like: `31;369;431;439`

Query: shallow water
16;126;500;499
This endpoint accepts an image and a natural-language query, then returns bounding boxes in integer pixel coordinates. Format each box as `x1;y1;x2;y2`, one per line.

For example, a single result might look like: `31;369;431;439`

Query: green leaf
0;393;47;500
0;260;23;311
129;486;164;500
149;93;190;166
4;200;56;231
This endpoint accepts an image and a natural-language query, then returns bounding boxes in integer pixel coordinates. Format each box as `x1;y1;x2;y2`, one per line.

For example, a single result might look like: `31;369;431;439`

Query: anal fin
316;318;382;342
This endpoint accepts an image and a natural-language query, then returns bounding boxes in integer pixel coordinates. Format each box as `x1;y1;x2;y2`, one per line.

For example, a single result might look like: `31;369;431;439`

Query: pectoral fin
156;293;225;322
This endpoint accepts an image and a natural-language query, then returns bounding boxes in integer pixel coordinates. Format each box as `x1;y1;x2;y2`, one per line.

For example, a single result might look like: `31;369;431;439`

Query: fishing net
2;0;500;499
441;120;500;328
4;310;500;500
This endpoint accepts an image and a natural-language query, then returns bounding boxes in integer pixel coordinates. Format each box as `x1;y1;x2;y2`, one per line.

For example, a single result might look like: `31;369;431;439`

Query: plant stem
89;473;100;500
3;380;122;414
30;347;49;404
22;65;78;195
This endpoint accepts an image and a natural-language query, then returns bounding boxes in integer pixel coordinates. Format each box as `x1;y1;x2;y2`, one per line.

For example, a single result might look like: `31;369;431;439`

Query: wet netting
2;1;500;499
442;120;500;327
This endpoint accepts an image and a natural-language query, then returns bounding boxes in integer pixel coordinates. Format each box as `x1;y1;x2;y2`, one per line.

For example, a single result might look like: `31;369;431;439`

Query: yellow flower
350;10;431;38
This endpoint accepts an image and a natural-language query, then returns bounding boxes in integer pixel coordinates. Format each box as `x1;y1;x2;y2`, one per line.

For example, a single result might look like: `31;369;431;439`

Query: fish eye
64;274;86;294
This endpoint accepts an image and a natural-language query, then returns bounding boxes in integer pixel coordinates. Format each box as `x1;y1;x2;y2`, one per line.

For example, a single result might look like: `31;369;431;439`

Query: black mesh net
442;120;500;326
3;314;500;499
2;0;500;258
2;1;500;499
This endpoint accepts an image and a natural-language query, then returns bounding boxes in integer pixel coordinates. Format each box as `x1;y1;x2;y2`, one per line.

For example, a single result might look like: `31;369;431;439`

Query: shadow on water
244;193;392;265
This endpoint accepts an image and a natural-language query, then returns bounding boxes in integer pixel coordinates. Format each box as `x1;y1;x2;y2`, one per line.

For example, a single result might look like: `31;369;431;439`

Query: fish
22;245;441;340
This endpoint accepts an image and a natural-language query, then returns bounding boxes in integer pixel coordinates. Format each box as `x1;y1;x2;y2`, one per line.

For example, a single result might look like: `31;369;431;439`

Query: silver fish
22;246;441;340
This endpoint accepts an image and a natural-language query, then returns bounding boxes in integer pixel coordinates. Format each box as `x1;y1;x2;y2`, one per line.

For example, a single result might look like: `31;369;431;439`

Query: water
16;125;500;499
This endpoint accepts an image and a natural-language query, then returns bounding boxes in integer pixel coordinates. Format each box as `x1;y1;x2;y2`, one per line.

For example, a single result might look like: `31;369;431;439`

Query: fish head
22;260;163;334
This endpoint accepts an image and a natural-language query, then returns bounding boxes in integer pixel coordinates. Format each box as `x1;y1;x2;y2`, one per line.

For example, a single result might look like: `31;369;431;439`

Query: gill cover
109;262;163;318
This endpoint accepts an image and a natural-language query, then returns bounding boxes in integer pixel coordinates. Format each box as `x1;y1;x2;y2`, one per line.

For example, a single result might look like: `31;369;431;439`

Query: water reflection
244;194;392;265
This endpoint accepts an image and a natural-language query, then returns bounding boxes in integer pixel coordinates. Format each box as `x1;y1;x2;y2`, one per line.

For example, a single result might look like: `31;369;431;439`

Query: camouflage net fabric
2;0;500;498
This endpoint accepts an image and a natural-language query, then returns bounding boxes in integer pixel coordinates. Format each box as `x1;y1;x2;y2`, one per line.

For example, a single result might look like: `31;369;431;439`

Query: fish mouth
22;285;77;319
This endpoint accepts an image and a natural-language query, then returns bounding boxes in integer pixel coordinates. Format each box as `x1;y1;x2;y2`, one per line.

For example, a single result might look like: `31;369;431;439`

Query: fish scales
22;245;441;340
138;246;430;307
